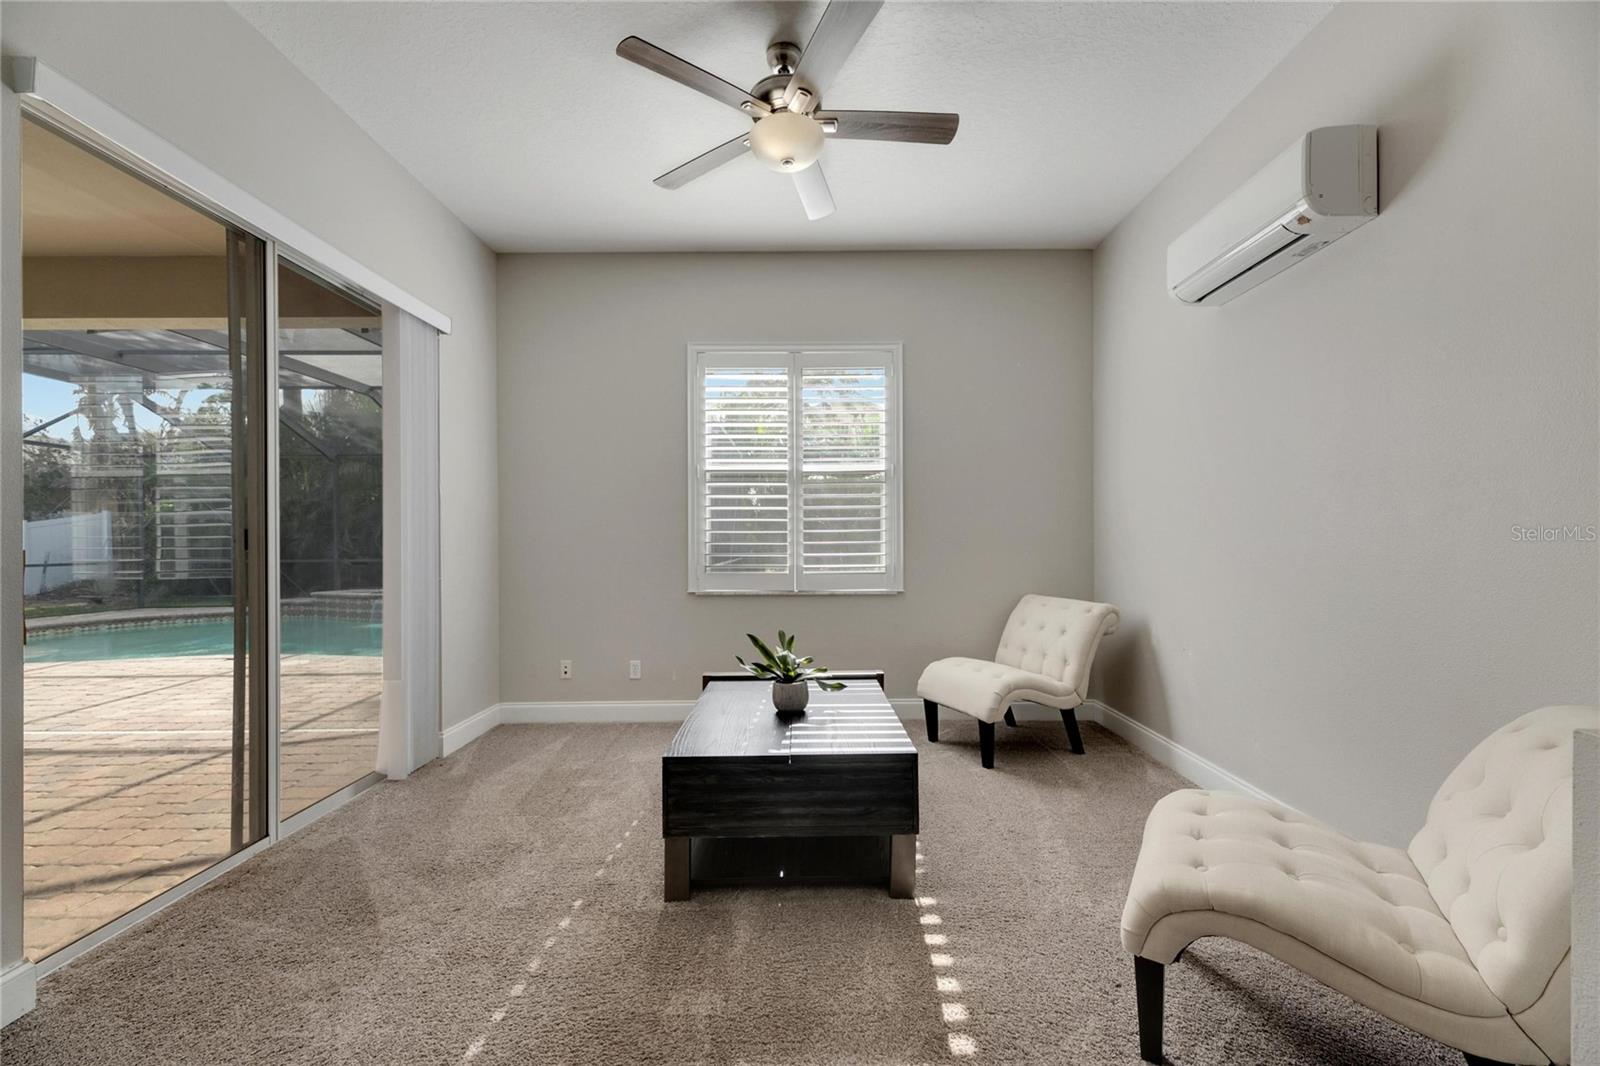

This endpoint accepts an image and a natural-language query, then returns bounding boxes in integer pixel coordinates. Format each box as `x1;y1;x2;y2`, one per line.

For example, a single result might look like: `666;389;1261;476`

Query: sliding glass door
276;262;384;818
19;116;268;959
14;105;409;967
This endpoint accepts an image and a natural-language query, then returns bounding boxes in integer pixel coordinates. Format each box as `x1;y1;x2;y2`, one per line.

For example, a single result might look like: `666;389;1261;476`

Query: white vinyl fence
23;510;113;595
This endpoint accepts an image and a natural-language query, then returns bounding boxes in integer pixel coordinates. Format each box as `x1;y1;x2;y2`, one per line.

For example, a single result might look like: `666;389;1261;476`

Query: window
689;345;902;594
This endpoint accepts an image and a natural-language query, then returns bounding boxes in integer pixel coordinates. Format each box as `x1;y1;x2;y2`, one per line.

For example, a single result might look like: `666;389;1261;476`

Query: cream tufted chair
916;595;1119;768
1121;704;1597;1065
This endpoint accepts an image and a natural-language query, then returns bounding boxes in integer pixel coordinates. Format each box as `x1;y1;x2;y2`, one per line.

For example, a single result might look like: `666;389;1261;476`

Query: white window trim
687;343;904;596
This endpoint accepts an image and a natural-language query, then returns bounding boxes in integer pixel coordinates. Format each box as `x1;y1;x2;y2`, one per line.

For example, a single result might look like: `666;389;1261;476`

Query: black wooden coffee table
661;674;918;901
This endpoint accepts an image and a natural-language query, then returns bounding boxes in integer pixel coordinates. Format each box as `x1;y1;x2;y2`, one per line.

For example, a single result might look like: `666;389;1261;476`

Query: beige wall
1092;2;1599;843
3;2;501;730
1576;730;1600;1064
497;251;1093;702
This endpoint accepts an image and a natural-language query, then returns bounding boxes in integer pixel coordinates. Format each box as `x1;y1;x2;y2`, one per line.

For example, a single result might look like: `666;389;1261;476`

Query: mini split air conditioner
1168;125;1378;306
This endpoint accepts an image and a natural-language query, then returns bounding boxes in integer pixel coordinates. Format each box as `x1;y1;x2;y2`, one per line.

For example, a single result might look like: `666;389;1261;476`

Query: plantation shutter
797;354;894;591
691;346;901;593
696;356;792;590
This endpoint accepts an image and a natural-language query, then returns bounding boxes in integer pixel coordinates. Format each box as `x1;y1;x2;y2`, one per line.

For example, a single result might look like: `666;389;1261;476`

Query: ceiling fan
616;0;959;221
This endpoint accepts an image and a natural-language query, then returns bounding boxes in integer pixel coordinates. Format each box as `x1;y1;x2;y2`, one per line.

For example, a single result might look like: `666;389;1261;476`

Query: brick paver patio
23;653;380;959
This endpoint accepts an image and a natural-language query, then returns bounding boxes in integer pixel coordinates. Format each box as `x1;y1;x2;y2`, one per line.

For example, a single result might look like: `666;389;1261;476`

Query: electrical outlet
560;659;573;680
628;660;642;680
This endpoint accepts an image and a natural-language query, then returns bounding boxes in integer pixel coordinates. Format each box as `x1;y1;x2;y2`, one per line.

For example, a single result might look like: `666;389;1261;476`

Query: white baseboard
489;698;1062;728
467;698;1079;733
1084;699;1294;810
440;703;505;756
1;958;37;1028
888;698;1059;723
500;701;695;724
445;697;1289;813
442;701;699;751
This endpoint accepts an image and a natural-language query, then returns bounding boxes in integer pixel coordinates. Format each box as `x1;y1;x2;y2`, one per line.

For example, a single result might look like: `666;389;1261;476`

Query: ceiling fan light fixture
618;3;958;218
749;111;824;173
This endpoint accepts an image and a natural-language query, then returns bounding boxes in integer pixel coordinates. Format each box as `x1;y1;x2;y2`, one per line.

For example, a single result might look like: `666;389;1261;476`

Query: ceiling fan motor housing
765;41;801;76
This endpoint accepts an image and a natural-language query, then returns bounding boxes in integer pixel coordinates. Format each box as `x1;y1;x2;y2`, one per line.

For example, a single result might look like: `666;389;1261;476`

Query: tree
22;438;71;521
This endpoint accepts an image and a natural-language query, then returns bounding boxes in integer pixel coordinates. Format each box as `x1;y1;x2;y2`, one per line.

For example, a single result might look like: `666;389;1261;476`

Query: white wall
1092;2;1599;843
497;251;1093;703
1;2;501;730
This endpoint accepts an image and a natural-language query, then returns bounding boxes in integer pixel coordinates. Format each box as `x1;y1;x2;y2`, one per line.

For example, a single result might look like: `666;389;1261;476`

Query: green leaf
739;630;828;683
818;680;846;691
747;633;783;670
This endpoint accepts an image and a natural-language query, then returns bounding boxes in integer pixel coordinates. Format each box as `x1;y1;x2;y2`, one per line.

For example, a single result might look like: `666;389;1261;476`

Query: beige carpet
2;718;1464;1065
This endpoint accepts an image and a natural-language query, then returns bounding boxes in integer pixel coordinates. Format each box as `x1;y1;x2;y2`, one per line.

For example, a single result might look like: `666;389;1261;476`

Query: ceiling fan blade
783;1;885;112
616;36;771;116
792;164;835;221
653;134;752;190
817;110;959;144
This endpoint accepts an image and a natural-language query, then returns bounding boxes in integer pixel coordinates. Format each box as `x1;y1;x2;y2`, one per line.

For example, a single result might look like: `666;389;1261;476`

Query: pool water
24;616;382;662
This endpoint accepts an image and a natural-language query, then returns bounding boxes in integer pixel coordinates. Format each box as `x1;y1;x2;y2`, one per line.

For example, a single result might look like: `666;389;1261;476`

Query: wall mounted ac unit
1168;125;1378;306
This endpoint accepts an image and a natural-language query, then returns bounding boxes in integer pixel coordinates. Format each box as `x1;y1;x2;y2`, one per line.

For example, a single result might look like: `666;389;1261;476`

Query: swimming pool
24;615;382;662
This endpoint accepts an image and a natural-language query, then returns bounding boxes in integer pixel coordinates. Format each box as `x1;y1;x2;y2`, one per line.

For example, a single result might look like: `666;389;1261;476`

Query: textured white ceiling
235;1;1329;252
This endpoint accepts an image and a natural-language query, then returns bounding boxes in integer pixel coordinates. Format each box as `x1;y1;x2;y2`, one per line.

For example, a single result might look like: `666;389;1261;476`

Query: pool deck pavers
23;653;379;959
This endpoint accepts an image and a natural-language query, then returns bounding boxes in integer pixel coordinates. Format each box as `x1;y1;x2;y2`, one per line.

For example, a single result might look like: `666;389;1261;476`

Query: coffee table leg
664;837;691;901
889;833;916;898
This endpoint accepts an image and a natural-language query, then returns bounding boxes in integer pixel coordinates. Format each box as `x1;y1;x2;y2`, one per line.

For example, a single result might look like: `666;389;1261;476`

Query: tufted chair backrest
993;595;1120;701
1408;704;1597;1038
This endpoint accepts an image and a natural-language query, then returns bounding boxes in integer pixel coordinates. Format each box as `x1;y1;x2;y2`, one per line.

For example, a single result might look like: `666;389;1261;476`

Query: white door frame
0;64;33;1029
0;59;447;1020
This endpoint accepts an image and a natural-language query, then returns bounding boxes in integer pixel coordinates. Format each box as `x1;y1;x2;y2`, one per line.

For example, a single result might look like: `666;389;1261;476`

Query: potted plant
736;630;845;714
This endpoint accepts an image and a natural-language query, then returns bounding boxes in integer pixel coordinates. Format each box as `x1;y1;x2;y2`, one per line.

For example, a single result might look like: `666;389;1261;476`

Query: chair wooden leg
1134;956;1164;1064
979;720;995;768
1003;707;1018;727
923;700;938;742
1061;707;1085;754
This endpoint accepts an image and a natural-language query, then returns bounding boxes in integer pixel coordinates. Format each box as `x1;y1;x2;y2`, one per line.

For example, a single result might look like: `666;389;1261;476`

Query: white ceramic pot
772;680;809;713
